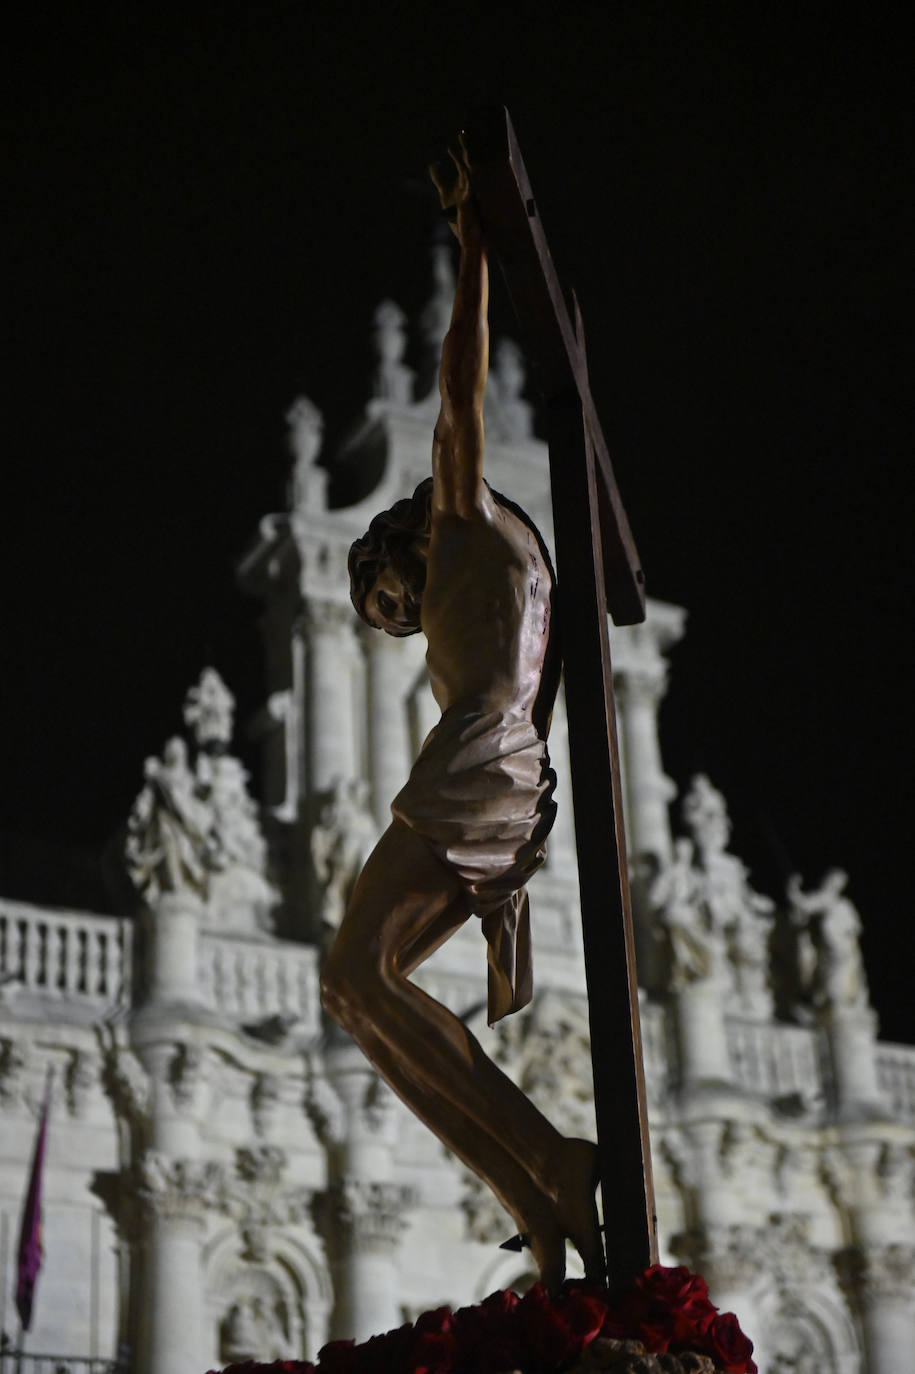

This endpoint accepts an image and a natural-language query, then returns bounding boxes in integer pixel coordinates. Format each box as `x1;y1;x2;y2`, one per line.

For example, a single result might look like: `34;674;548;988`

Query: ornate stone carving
303;1055;345;1147
96;1024;151;1133
787;870;871;1013
0;1037;30;1107
670;1223;762;1294
764;1300;838;1374
64;1047;97;1118
837;1241;915;1307
490;988;595;1139
320;1179;414;1254
167;1042;208;1111
460;1170;515;1245
372;300;414;405
310;778;376;937
249;1073;282;1138
236;1144;286;1187
759;1213;833;1290
136;1152;227;1224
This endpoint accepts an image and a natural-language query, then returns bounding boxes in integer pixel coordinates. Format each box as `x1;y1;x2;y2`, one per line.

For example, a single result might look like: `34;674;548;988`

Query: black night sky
4;4;913;1041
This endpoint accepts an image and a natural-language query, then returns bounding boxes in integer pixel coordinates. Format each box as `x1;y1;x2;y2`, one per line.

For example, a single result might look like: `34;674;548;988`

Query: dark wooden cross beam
461;107;658;1295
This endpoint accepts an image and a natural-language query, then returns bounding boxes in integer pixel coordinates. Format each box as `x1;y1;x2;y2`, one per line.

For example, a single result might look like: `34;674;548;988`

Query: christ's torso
421;487;557;732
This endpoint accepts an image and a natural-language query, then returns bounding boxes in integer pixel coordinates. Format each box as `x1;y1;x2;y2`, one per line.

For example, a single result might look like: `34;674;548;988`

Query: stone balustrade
0;899;132;1008
197;932;319;1030
726;1016;825;1105
876;1041;915;1123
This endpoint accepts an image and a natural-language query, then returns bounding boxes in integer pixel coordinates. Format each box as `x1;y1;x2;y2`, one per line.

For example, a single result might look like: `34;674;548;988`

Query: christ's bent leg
321;820;600;1285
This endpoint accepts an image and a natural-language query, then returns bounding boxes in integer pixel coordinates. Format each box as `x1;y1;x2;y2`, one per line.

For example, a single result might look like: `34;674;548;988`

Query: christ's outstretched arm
430;142;489;519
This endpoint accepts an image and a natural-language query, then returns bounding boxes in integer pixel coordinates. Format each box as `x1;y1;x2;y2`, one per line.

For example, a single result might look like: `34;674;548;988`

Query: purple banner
15;1084;51;1332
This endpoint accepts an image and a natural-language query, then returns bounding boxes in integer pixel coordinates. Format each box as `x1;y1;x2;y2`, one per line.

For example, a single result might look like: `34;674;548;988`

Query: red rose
452;1290;523;1373
702;1311;757;1374
354;1322;414;1374
315;1338;358;1374
514;1282;602;1369
603;1265;718;1355
556;1287;607;1349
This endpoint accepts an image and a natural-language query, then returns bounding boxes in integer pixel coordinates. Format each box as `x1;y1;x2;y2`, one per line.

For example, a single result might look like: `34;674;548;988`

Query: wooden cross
462;107;658;1295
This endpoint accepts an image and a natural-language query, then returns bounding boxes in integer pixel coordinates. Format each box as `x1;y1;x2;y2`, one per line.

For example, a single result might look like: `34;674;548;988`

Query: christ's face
365;564;422;636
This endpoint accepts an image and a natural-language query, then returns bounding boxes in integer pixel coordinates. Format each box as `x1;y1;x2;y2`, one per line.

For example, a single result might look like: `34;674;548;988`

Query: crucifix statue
321;110;656;1297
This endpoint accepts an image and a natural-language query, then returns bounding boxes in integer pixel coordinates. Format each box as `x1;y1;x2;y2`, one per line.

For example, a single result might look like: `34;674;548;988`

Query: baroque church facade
1;251;913;1374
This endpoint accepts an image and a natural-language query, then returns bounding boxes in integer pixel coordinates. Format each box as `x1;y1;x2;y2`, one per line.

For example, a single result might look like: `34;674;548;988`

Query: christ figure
321;141;602;1289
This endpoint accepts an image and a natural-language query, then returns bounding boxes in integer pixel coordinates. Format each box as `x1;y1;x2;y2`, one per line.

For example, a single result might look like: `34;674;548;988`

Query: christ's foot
553;1137;604;1282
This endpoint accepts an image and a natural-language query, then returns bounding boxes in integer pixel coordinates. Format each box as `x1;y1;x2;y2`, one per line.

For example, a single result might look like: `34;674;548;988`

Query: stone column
326;1178;412;1341
613;664;676;869
673;979;733;1090
855;1243;915;1374
304;601;359;795
361;624;412;831
321;1037;412;1342
145;892;203;1007
835;1134;915;1374
135;1156;222;1374
610;603;685;869
826;1007;888;1119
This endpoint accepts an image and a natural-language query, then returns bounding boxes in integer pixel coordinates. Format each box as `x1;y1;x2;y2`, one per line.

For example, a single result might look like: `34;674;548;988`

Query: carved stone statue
310;778;376;937
787;868;869;1011
321;141;601;1290
125;674;275;927
680;774;774;1010
650;837;723;988
125;736;213;899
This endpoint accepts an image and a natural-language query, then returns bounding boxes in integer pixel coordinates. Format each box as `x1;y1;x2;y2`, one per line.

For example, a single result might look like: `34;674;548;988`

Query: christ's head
348;478;432;636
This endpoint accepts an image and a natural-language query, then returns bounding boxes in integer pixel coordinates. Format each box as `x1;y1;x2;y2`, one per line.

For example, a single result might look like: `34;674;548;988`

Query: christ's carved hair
348;477;433;626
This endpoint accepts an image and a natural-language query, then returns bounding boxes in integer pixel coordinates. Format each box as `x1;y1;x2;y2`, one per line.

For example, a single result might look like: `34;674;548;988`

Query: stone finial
285;395;327;510
183;667;235;749
286;395;323;468
372;300;414;405
487;338;534;442
416;242;456;400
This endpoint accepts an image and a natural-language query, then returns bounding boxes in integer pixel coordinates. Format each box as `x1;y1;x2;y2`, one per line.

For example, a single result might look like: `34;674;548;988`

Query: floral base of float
208;1266;756;1374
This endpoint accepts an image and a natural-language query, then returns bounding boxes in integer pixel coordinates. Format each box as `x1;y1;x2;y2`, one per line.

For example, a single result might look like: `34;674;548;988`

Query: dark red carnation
702;1311;757;1374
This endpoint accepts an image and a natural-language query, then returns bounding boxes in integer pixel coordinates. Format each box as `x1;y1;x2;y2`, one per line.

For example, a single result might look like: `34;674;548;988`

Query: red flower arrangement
209;1264;755;1374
